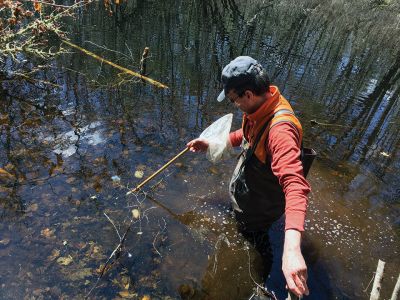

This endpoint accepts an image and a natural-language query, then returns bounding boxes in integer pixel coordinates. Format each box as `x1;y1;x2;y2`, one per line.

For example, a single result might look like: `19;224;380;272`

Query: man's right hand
186;138;209;152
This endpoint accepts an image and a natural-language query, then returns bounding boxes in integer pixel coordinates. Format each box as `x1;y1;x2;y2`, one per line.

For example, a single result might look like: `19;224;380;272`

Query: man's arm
229;128;243;147
267;122;311;297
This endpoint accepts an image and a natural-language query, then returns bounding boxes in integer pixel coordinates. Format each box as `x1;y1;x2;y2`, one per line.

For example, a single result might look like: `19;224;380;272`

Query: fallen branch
310;119;350;127
62;40;169;89
86;214;137;299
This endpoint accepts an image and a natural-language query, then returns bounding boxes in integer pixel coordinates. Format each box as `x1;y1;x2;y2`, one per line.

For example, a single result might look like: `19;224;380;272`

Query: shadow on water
1;0;400;299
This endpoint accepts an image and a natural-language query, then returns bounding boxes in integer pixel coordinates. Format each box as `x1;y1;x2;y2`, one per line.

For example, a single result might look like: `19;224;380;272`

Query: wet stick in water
140;47;150;77
62;40;169;89
86;213;138;298
310;119;351;128
370;259;385;300
126;147;189;195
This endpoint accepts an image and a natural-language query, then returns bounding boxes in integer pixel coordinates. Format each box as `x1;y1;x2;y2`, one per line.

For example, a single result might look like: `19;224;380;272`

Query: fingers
285;274;302;297
186;139;198;152
293;272;309;296
285;270;309;297
186;138;208;152
186;141;195;151
300;272;309;296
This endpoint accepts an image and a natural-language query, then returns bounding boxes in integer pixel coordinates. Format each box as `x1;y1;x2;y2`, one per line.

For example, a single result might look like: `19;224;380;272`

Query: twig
86;217;136;299
310;119;350;128
104;212;121;240
245;245;277;300
84;40;132;62
13;72;62;88
21;0;80;9
140;47;149;76
153;218;167;257
364;273;376;293
211;236;223;276
141;206;157;224
125;42;135;63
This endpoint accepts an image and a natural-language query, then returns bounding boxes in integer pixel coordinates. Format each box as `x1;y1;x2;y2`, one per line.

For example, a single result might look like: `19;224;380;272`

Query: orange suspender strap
269;109;303;143
255;109;303;164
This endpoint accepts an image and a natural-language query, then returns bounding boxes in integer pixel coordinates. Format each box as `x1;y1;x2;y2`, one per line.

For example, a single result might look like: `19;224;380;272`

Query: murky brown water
1;0;399;299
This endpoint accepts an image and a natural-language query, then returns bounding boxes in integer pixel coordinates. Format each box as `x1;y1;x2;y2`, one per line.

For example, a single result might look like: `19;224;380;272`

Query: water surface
1;0;399;299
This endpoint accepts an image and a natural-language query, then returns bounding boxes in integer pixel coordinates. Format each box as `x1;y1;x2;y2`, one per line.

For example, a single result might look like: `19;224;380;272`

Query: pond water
1;0;399;299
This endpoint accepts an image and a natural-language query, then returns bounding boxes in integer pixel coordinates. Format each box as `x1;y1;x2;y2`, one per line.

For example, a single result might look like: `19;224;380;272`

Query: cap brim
217;90;225;102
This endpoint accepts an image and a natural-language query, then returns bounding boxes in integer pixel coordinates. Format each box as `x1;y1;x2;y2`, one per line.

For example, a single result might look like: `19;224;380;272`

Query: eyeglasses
228;93;242;103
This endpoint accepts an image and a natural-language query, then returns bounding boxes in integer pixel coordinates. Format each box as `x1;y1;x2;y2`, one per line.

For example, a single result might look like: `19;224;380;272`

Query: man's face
226;90;261;114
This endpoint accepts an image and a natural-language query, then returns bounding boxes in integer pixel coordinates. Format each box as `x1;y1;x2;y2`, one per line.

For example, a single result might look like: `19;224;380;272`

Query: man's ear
244;90;253;99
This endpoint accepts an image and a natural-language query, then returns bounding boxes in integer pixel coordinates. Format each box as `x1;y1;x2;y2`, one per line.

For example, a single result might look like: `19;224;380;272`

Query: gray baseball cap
217;56;264;102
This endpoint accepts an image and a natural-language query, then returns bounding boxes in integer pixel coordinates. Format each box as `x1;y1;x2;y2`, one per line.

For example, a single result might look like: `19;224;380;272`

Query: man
187;56;310;298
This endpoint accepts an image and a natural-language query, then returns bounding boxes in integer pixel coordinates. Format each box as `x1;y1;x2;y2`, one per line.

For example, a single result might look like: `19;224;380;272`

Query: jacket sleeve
267;122;311;231
229;128;243;147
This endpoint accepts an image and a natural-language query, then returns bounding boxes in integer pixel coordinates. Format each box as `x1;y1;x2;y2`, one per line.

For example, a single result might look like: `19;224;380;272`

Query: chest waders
229;110;316;232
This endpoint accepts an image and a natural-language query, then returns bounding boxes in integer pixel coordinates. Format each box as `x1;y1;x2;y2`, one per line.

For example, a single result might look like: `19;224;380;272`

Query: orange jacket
229;86;310;231
241;85;303;164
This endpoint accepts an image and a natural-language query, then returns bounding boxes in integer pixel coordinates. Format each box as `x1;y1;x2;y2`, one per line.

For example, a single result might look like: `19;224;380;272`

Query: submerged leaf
119;290;137;298
0;238;10;246
33;0;42;12
48;249;60;261
57;256;73;266
121;275;130;289
131;209;140;219
41;228;55;238
26;203;38;212
0;167;15;180
380;151;390;157
209;166;219;175
134;170;144;179
65;268;92;281
66;177;75;184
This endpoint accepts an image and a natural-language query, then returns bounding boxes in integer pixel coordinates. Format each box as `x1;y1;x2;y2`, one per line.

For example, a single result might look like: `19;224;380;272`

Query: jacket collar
246;86;280;123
